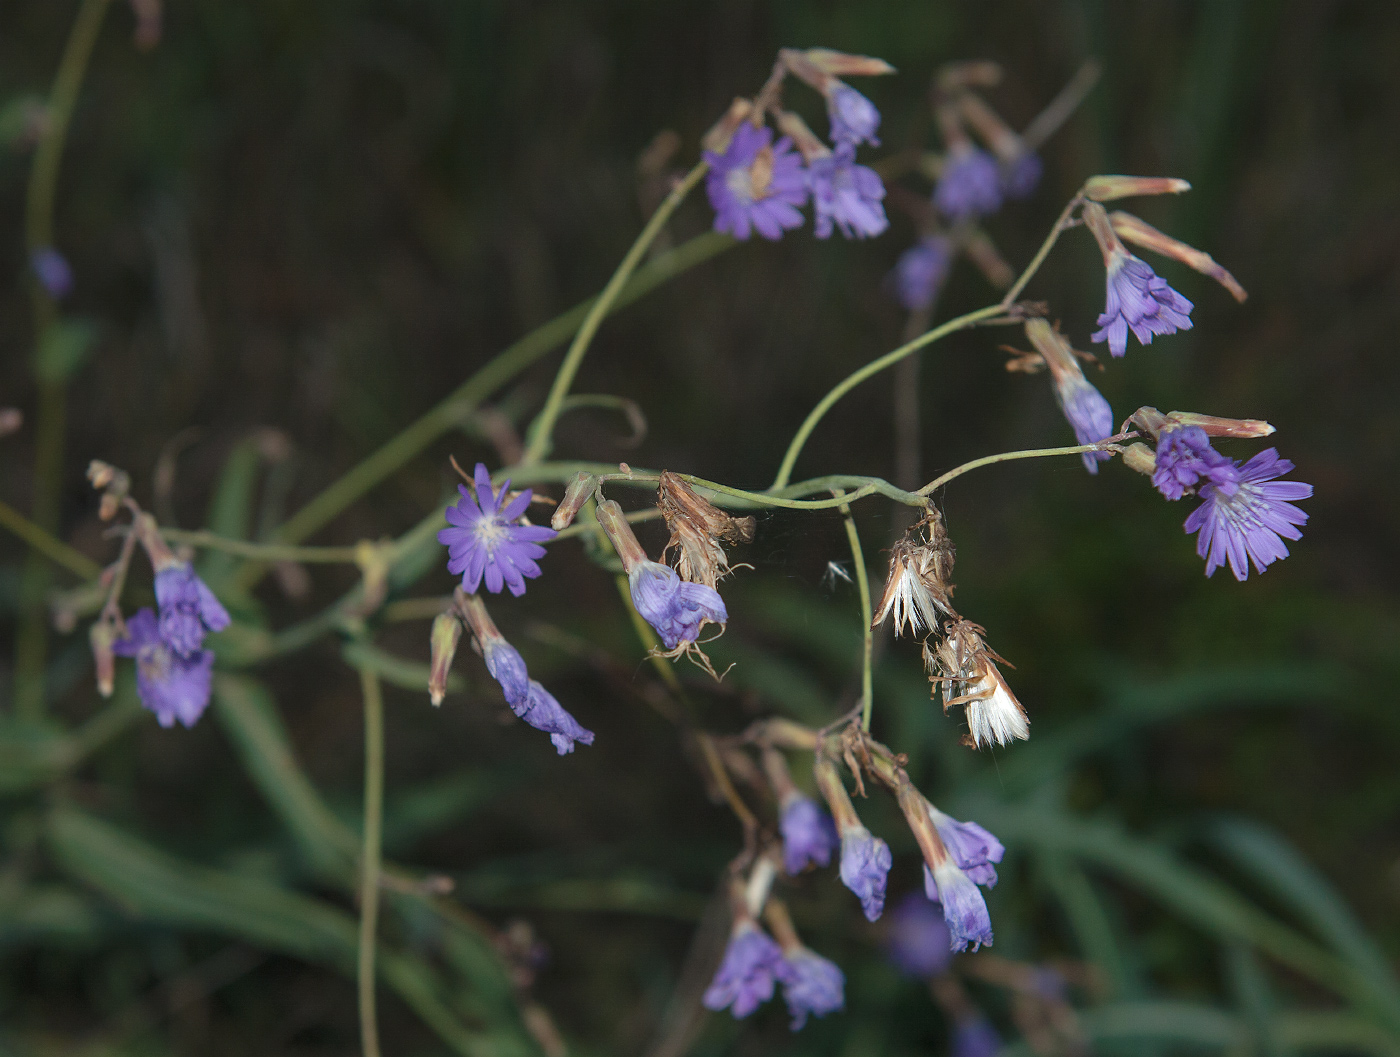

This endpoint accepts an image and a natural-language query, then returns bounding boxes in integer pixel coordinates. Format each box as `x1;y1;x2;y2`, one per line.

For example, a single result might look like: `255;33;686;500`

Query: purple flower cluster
1152;426;1240;500
810;146;888;240
482;638;593;754
828;84;881;147
440;463;557;597
839;825;893;921
628;560;728;650
1092;253;1194;358
780;795;839;874
885;891;953;978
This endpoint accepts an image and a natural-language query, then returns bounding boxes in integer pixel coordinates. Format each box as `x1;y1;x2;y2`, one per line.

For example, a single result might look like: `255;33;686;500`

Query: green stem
357;664;385;1057
918;437;1128;494
770;304;1005;491
520;160;709;465
160;528;360;564
0;497;101;579
832;491;874;732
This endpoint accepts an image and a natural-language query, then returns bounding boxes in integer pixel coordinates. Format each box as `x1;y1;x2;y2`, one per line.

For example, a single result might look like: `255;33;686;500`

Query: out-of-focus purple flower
112;609;215;729
885;891;953;978
704;122;808;241
628;560;727;649
1152;426;1242;500
515;680;595;755
153;563;231;658
924;862;994;952
780;794;839;874
934;146;1003;220
952;1017;1003;1057
892;235;953;312
810;145;887;239
703;923;797;1019
439;464;556;597
839;825;892;922
827;83;881;147
1030;965;1069;1002
927;806;1004;888
31;247;73;299
781;948;845;1030
1000;153;1043;200
1091;253;1194;358
1056;374;1115;474
1184;447;1312;581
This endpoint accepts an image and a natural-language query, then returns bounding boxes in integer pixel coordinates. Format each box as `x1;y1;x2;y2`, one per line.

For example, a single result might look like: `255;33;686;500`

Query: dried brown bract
657;471;755;590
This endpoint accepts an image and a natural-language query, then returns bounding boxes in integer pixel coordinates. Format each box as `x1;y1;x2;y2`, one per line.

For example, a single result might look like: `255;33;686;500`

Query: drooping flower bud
1083;202;1193;358
1082;175;1191;202
1023;319;1114;473
428;611;462;706
1162;410;1274;439
896;779;995;951
1109;210;1247;303
550;472;596;531
815;757;891;921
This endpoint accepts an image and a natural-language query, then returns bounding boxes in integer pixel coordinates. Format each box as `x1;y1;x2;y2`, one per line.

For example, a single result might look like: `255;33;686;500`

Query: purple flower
892;236;953;312
112;609;215;729
1152;426;1241;500
885;891;953;978
439;464;556;597
482;638;530;707
515;680;595;755
781;948;845;1030
934;146;1003;220
703;924;797;1019
153;563;231;658
839;825;892;922
628;560;727;649
1184;447;1312;581
1000;153;1043;200
924;862;994;952
1054;373;1115;474
952;1017;1003;1057
810;145;888;240
780;795;839;874
1091;254;1194;358
827;84;881;147
927;807;1004;888
704;123;808;241
31;247;73;299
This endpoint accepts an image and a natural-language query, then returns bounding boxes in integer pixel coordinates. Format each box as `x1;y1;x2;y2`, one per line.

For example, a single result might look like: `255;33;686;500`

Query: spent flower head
928;620;1029;749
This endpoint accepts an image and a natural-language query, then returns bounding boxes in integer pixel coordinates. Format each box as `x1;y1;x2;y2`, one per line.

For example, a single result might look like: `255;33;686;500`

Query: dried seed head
927;620;1029;749
873;513;956;636
657;471;754;590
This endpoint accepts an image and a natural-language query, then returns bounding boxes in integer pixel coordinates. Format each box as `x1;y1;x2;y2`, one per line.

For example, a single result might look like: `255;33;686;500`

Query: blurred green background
3;1;1399;1055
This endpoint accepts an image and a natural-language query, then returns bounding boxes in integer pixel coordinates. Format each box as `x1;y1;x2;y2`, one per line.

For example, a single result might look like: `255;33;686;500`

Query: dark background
2;2;1398;1054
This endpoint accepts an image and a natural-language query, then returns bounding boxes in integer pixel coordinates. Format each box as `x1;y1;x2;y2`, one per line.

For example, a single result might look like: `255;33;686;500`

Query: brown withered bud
1163;410;1274;439
926;619;1029;750
657;471;754;590
90;619;117;698
1082;175;1192;202
798;48;896;78
87;460;131;521
873;512;956;637
1109;210;1248;303
701;97;756;154
551;472;596;531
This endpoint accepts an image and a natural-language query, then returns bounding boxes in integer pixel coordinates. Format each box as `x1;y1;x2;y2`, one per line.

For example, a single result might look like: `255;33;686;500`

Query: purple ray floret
839;826;892;921
1001;152;1043;200
828;84;881;147
810;145;888;239
885;891;953;978
704;122;808;241
1184;447;1312;581
1091;254;1194;357
934;146;1003;219
515;680;595;755
924;862;994;952
1152;426;1241;500
781;948;845;1030
703;925;798;1019
154;563;231;658
928;806;1005;888
780;795;839;874
628;561;727;649
952;1017;1003;1057
113;608;215;729
439;463;556;597
1055;375;1115;474
892;235;953;312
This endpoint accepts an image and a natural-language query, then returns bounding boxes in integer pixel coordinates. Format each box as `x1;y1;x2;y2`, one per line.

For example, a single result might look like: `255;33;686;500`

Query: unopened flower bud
1109;210;1247;303
1121;442;1157;476
428;611;462;706
773;110;830;163
1083;175;1192;202
551;472;596;530
1128;405;1169;441
798;48;895;78
90;619;117;697
1163;410;1274;439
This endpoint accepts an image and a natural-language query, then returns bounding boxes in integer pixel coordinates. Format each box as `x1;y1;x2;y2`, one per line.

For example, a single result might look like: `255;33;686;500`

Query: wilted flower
629;561;728;650
779;793;839;874
154;562;232;658
781;948;845;1029
924;861;994;952
934;145;1003;220
1184;447;1312;581
827;82;882;146
112;609;215;728
1151;425;1241;500
439;463;556;597
839;824;893;921
703;922;797;1019
1084;203;1193;358
704;122;808;241
809;144;888;239
657;471;754;590
892;235;953;312
515;679;596;755
885;891;953;978
928;620;1029;749
31;246;73;299
926;805;1004;887
1024;319;1113;473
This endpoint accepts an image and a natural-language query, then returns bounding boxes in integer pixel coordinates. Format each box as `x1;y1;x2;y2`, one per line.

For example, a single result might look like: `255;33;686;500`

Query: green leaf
33;318;97;384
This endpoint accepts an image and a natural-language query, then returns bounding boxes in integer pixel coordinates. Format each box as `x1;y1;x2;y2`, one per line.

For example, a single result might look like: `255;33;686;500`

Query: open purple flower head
154;562;231;658
839;826;892;922
1000;152;1043;200
892;235;953;313
810;145;887;240
1091;254;1194;358
827;84;881;147
934;146;1003;220
928;807;1004;888
952;1017;1003;1057
1152;426;1241;500
31;246;74;299
885;891;953;978
1184;447;1312;581
113;609;215;729
703;925;797;1019
780;795;839;874
439;464;556;597
781;948;845;1030
1054;374;1115;474
704;122;808;241
628;560;727;649
924;862;994;952
513;680;594;755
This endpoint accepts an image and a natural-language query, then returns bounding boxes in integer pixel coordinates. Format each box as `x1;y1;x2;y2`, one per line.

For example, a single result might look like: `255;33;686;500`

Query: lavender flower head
809;145;888;240
781;948;845;1030
112;609;215;729
1184;447;1312;581
439;463;556;597
780;794;839;875
483;638;530;709
1000;152;1043;200
927;806;1004;888
1152;426;1241;500
839;825;893;921
885;891;953;978
153;562;231;658
827;83;881;147
481;637;593;754
1091;253;1194;358
892;235;953;312
31;246;73;299
924;862;994;952
703;923;797;1019
704;122;808;241
1055;374;1114;474
628;560;727;650
934;146;1003;220
952;1017;1003;1057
